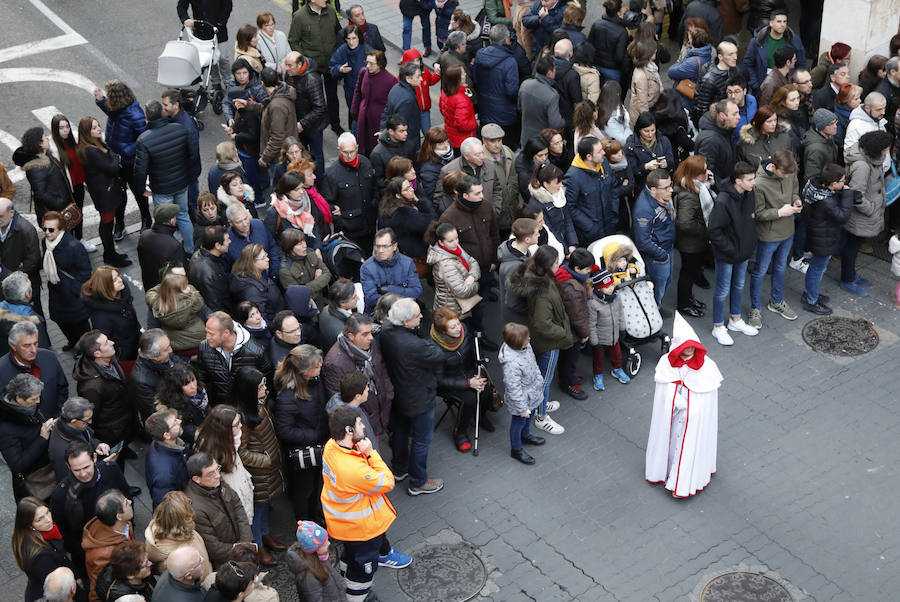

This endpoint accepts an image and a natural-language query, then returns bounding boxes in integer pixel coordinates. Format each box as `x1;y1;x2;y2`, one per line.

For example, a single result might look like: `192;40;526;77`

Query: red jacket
401;49;440;111
439;86;477;148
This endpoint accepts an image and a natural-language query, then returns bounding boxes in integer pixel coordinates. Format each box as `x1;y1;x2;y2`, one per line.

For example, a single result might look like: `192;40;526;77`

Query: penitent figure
645;311;722;498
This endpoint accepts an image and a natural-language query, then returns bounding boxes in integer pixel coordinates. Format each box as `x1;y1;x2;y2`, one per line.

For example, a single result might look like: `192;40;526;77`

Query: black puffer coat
273;379;329;449
694;113;736;186
80;145;123;213
43;232;91;325
73;355;134;445
707;181;758;263
132;118;197;195
187;248;230;313
289;58;328;133
589;15;630;71
81;285;142;361
691;64;734;125
138;224;187;290
0;396;49;502
801;178;854;256
195;325;273;407
17;153;72;212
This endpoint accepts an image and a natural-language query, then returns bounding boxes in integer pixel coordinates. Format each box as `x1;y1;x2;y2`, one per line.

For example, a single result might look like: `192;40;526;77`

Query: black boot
100;222;132;267
478;404;495;432
136;195;152;230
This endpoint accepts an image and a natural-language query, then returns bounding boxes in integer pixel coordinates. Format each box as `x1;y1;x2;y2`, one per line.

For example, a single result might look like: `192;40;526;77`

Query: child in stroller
603;241;641;285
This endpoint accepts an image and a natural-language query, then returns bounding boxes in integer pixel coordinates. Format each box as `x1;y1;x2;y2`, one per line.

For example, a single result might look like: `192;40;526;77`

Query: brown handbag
675;57;703;99
24;464;57;501
60;202;83;231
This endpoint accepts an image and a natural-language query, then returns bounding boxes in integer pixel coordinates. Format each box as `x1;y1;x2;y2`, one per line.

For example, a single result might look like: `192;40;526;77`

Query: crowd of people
1;0;899;600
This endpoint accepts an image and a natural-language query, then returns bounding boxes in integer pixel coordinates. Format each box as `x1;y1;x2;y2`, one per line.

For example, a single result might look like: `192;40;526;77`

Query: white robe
645;357;722;498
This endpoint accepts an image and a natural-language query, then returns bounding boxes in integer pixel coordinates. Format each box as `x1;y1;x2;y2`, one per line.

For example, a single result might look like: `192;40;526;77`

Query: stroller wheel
193;117;205;131
625;352;641;378
211;89;224;115
660;335;671;355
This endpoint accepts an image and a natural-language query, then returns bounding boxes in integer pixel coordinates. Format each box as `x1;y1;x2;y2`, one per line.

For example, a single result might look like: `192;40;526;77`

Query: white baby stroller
157;20;224;130
589;234;671;378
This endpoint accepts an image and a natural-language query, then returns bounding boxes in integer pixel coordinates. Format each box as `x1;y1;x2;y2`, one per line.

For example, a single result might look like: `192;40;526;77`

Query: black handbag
290;445;324;469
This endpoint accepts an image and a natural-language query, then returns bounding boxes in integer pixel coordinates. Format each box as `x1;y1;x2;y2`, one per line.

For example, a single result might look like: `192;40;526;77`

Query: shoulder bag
675;57;703;100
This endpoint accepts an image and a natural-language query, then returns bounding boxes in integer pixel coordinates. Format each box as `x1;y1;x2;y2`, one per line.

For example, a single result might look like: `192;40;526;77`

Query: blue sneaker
592;374;605;391
379;547;412;569
611;368;631;384
855;276;872;287
840;281;868;297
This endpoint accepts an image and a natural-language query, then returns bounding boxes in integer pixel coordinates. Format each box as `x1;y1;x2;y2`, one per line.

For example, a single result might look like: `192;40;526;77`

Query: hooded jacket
473;44;519;125
426;243;481;316
554;266;591;339
801;126;838;184
554;58;583;130
401;49;441;112
73;355;134;446
844;104;888;158
563;154;619;245
286;544;346;602
802;177;854;256
82;517;134;602
498;342;543;415
736;121;794;169
707;181;757;263
506;265;573;354
845;145;886;238
588;287;624;347
145;284;206;350
743;24;807;93
17;153;72;212
94;96;146;165
196;322;273;407
137;222;187;290
260;83;298;164
439;86;478;148
752;163;799;242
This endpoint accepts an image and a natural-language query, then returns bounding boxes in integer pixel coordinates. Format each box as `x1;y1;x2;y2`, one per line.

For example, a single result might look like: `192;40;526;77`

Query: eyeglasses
75;416;93;424
228;561;245;578
42;227;57;233
795;79;811;85
373;243;395;249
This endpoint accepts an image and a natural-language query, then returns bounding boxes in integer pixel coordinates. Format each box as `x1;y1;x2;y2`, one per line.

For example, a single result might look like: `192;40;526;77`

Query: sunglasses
42;227;57;233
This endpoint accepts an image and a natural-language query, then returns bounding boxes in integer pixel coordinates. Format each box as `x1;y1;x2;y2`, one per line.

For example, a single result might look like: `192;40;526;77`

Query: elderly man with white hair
224;202;280;276
43;566;77;602
0;271;51;348
0;197;42;309
439;137;503;214
151;544;206;601
0;319;67;418
378;297;449;496
321;132;377;250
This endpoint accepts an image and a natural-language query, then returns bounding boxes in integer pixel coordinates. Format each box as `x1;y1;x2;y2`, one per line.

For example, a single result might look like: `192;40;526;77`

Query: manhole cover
701;572;793;601
397;542;486;602
802;316;878;356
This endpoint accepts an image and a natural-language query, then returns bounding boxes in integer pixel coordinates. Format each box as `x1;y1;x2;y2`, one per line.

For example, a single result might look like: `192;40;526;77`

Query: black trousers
557;342;582;388
57;319;91;348
288;461;325;524
677;251;705;309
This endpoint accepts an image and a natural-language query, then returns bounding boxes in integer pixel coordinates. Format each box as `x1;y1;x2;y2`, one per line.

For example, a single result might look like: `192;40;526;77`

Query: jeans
300;129;325;179
402;11;432;51
645;250;674;305
749;236;793;308
598;67;621;83
251;501;270;546
535;349;559;416
804;254;830;303
509;409;536;450
420;111;431;136
840;230;864;283
713;259;749;325
152;187;194;254
390;407;435;488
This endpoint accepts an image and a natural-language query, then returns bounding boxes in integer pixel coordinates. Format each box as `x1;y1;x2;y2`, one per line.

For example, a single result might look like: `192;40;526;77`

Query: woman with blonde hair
230;243;286;322
81;265;141;362
144;490;212;578
274;344;328;523
145;272;206;351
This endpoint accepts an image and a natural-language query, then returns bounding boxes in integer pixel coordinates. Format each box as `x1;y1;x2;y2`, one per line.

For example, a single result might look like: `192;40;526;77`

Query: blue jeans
152;187;194;254
420;111;431;136
300;130;325;179
251;501;270;546
804;254;830;303
598;67;621;83
535;349;559;416
749;236;793;308
390;407;435;488
509;409;536;450
238;150;263;202
713;259;749;325
402;11;432;51
840;230;864;283
645;250;674;305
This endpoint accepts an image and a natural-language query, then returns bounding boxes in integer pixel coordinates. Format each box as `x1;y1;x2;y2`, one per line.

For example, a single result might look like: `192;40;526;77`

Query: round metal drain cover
802;316;878;356
700;572;793;601
397;542;486;602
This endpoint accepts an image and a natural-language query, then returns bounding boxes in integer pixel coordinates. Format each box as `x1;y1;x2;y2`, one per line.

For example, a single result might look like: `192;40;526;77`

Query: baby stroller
157;20;224;131
589;234;671;378
322;234;365;283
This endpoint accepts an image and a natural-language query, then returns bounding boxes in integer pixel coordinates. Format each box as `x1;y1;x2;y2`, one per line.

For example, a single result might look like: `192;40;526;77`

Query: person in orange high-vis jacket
321;406;412;601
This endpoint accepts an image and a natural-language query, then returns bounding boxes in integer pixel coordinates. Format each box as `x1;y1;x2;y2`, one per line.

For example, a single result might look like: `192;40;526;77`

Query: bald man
552;38;582;132
43;566;76;602
151;545;205;601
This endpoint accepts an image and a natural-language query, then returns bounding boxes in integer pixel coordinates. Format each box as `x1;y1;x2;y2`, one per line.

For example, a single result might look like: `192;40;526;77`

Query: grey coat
845;146;886;238
438;155;504;220
588;294;623;347
517;74;565;146
498;343;544;416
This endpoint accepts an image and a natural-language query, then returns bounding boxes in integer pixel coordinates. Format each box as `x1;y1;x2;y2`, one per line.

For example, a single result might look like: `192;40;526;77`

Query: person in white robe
645;311;723;498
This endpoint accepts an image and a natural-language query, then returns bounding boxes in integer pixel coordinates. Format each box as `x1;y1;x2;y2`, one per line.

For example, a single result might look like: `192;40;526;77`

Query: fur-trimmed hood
506;263;554;299
602;242;634;271
738;120;791;145
0;308;41;327
529;184;567;208
217;184;255;205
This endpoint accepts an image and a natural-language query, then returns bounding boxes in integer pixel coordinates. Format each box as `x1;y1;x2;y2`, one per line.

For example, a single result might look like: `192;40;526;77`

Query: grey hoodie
496;240;529;323
498;343;544;416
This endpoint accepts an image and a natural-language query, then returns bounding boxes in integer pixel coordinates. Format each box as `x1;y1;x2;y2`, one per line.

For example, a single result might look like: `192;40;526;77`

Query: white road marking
0;0;87;64
0;68;97;94
0;129;25;183
31;105;61;129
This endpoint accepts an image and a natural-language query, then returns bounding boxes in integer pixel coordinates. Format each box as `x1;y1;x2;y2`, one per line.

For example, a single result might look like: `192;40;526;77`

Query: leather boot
262;534;287;551
136;195;153;231
100;222;132;267
258;547;278;566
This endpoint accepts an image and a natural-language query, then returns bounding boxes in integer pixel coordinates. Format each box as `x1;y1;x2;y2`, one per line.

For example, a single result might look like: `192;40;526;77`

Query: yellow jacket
320;439;396;542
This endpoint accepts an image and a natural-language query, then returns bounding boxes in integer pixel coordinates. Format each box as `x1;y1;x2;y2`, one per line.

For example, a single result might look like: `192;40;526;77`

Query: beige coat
629;66;662;125
573;63;601;104
426;243;481;317
144;525;213;580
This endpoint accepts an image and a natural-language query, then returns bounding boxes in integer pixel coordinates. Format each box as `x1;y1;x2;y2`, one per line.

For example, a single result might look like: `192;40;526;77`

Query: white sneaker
80;239;98;253
789;257;809;273
727;318;759;336
534;415;565;434
545;400;560;413
711;326;734;346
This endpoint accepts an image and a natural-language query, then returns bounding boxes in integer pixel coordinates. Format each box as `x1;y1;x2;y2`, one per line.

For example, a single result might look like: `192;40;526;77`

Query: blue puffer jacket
667;44;714;109
473;44;520;126
329;42;372;106
145;440;190;508
522;0;565;51
632;187;676;262
360;252;423;314
743;25;807;93
169;108;201;179
563;155;620;245
95;97;146;165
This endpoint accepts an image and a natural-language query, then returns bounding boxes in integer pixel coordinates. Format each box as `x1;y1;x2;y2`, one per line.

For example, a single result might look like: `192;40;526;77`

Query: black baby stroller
590;234;671;378
157;20;224;130
321;234;365;283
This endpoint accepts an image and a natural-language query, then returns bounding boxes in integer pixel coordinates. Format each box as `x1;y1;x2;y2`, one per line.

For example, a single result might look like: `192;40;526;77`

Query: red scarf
340;155;360;169
307;186;333;224
41;525;62;541
439;243;468;271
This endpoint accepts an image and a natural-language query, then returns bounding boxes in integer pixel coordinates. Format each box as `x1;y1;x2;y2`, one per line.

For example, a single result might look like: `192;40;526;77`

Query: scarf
340;154;360;169
271;195;316;234
438;243;468;271
191;389;209;412
336;334;378;396
695;179;715;226
40;525;62;541
43;234;64;285
644;61;662;88
529;184;567;208
307;186;333;224
565;266;589;283
458;197;481;211
594;288;617;303
437;146;454;161
430;323;464;351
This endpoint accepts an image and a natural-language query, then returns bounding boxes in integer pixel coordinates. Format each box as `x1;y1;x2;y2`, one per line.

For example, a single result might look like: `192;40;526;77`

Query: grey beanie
812;108;838;132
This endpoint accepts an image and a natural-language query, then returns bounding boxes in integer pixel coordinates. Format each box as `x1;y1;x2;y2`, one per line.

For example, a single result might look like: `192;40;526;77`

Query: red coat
439;86;477;148
401;49;441;111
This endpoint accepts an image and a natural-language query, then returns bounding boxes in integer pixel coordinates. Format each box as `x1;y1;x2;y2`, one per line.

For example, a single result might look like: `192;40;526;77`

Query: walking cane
472;331;483;457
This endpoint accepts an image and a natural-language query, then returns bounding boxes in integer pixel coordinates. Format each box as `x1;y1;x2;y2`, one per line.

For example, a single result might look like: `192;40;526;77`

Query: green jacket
753;163;799;242
145;285;207;351
484;0;513;26
487;144;520;230
801;127;838;184
279;252;332;310
288;3;340;75
673;184;709;254
506;265;573;354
